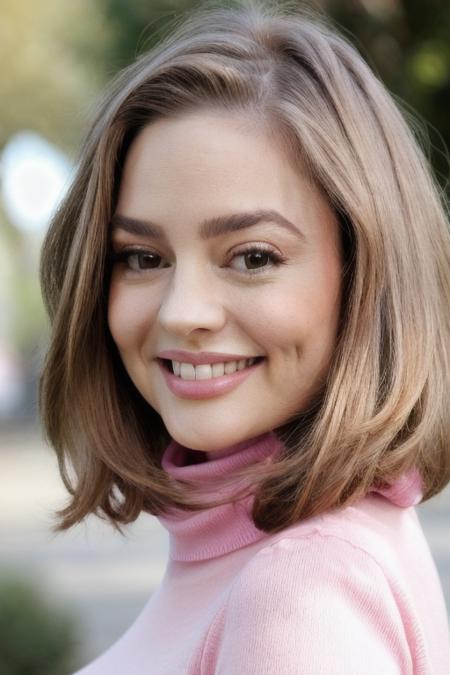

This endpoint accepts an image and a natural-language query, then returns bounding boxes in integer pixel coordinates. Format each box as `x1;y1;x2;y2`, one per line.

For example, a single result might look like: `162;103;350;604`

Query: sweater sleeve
208;534;414;675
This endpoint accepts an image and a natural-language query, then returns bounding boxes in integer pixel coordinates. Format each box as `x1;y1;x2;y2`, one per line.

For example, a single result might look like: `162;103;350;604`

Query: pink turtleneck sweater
75;431;450;674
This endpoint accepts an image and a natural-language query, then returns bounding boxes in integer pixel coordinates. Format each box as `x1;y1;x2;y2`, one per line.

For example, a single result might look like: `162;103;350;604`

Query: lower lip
157;358;264;400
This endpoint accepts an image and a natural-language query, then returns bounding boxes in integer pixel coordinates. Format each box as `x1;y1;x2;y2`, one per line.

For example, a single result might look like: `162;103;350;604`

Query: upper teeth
172;358;257;379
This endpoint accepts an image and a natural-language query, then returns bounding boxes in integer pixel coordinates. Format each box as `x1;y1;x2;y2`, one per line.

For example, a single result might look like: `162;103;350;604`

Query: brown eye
229;246;285;275
244;251;270;269
110;248;167;272
129;252;163;270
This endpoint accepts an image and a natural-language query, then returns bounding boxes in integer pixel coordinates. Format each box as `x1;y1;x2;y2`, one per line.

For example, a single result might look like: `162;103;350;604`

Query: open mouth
159;356;265;376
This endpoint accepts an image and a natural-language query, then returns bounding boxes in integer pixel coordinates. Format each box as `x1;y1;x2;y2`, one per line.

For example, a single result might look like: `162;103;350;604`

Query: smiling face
108;111;343;455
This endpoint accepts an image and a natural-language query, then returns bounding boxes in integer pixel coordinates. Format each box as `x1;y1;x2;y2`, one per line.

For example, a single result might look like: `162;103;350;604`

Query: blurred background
1;0;449;672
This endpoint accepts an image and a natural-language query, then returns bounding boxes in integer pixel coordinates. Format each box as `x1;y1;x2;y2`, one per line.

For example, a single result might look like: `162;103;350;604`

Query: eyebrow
110;209;306;242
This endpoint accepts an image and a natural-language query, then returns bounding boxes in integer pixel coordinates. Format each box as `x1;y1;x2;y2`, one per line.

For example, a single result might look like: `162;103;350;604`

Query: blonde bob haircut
40;0;450;534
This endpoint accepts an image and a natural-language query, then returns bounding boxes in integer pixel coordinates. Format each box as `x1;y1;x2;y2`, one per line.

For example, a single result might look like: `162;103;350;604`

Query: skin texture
108;111;343;456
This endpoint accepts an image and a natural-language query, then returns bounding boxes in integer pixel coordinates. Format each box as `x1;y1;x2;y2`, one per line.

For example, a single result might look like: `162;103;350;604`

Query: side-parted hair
39;0;450;534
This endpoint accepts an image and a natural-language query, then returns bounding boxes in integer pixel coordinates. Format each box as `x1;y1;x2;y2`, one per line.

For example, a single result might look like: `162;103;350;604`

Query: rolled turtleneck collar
158;431;283;562
157;432;423;563
370;467;423;508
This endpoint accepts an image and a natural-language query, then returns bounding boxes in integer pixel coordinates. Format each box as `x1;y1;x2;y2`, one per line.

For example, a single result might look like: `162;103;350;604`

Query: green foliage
0;0;111;153
99;0;197;70
96;0;450;193
2;0;448;180
0;572;81;675
325;0;450;191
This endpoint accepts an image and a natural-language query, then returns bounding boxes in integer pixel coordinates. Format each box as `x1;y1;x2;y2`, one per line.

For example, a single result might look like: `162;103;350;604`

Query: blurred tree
0;572;81;675
0;2;115;418
0;0;114;154
98;0;198;72
1;0;447;180
322;0;450;191
94;0;449;192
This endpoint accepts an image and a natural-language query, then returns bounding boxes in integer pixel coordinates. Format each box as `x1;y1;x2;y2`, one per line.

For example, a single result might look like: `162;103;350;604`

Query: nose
157;263;227;337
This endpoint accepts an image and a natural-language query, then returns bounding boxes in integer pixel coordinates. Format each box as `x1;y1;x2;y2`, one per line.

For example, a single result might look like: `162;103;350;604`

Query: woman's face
108;111;342;455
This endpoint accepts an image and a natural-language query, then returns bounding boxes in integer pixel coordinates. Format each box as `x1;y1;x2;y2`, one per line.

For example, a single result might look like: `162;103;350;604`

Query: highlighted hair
39;0;450;533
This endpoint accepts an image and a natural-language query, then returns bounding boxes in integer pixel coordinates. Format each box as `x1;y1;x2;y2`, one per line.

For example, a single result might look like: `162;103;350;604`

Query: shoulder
231;529;401;618
231;494;427;620
205;525;416;674
237;493;411;590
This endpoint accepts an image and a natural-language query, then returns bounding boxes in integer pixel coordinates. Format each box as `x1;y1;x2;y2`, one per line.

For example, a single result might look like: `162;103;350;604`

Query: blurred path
0;429;169;668
1;429;449;669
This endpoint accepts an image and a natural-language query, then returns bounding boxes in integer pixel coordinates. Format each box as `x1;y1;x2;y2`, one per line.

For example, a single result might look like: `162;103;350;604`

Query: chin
169;431;234;452
168;425;265;453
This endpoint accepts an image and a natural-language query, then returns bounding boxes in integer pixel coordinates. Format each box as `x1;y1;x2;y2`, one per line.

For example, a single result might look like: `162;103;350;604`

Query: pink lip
157;358;264;400
157;350;259;365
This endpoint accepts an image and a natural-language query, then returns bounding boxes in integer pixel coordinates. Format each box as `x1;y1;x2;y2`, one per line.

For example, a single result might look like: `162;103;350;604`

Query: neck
158;430;284;561
205;432;274;460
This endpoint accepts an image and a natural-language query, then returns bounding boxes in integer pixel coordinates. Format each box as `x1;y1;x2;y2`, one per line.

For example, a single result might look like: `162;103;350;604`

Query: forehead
114;111;336;244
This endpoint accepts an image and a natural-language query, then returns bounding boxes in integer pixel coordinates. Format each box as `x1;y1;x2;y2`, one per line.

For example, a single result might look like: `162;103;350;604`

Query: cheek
107;282;155;352
234;268;341;357
231;288;305;353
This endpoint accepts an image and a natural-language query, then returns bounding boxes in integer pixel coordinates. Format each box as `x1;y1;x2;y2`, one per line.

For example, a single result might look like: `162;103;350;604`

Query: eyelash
109;244;287;276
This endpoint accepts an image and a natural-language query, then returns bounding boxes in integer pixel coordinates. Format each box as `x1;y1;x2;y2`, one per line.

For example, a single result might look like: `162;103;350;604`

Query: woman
39;2;450;672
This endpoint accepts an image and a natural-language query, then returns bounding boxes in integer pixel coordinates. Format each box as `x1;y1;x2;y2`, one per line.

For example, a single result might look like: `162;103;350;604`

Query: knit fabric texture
75;431;450;674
